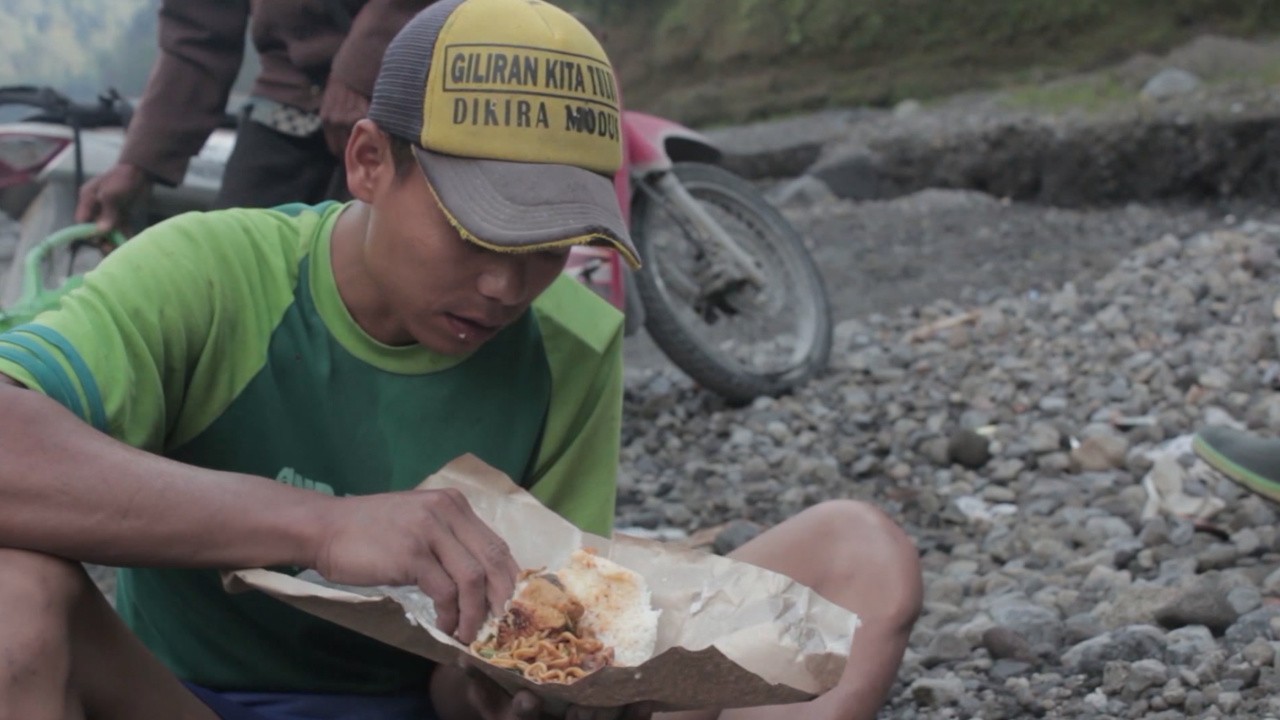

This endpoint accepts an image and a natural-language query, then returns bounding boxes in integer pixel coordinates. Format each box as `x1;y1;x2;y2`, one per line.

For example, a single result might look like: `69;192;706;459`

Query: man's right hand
75;163;150;234
311;488;520;643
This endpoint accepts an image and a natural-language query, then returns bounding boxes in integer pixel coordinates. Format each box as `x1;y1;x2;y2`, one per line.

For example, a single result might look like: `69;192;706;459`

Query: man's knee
805;500;924;625
0;548;88;659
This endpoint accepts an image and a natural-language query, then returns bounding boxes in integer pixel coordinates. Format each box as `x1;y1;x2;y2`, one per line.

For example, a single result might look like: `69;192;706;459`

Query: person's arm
0;377;512;639
119;0;251;186
0;373;323;570
319;1;434;156
0;213;516;641
329;0;433;99
78;0;250;230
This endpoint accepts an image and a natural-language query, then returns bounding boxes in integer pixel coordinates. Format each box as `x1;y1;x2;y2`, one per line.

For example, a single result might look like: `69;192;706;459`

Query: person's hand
433;661;655;720
311;488;519;643
319;78;369;157
74;162;150;234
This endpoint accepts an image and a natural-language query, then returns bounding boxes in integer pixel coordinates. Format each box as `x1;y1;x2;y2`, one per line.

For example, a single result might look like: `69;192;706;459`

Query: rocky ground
612;41;1280;719
7;35;1280;720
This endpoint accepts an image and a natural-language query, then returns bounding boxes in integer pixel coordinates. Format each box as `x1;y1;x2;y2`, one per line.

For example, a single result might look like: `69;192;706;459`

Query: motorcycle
0;85;831;403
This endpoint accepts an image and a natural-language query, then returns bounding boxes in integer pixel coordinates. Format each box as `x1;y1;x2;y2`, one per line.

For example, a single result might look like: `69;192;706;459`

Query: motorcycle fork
637;172;769;288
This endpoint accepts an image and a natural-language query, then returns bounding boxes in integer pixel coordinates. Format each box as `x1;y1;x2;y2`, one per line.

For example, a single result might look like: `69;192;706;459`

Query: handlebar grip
16;225;125;308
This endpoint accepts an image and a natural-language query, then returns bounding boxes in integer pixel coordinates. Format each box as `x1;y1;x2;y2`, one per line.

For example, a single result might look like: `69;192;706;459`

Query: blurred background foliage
2;0;1278;126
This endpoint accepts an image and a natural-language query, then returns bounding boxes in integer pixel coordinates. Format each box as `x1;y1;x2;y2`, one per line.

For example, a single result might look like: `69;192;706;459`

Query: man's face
363;150;570;356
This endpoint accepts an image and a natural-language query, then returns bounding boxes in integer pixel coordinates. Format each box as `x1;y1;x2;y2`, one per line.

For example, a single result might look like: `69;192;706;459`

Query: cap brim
413;146;640;269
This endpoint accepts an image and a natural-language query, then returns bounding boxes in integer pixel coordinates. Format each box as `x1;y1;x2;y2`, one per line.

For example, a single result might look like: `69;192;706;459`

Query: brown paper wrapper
226;455;858;712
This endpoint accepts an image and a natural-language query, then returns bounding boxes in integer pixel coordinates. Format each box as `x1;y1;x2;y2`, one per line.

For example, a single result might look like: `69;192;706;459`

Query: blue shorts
184;683;439;720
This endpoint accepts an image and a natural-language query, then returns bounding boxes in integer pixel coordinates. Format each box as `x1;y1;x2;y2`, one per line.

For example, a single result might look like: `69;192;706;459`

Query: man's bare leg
660;500;922;720
0;548;218;720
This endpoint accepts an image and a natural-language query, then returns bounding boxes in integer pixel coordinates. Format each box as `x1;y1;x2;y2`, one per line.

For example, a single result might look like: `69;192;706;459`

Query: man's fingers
75;179;102;224
464;667;507;719
96;203;121;235
437;489;520;615
429;528;491;642
510;690;542;719
416;553;461;638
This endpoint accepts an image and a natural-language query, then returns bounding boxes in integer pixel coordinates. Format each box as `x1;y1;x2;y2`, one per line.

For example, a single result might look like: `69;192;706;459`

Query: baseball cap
368;0;641;269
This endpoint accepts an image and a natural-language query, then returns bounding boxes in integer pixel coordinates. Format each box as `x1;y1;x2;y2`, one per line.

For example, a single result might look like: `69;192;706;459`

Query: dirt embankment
698;36;1280;210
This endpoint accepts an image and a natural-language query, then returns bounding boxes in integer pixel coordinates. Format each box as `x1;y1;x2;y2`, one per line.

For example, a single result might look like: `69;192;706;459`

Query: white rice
555;549;661;667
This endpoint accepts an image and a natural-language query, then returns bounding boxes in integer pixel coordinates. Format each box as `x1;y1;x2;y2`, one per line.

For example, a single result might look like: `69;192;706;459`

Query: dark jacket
121;0;431;185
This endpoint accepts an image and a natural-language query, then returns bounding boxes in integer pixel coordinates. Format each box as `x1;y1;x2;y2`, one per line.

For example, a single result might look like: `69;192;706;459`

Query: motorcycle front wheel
632;162;832;404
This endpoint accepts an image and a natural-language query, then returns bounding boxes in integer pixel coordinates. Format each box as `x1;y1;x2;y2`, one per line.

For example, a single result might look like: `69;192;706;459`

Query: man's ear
343;119;394;202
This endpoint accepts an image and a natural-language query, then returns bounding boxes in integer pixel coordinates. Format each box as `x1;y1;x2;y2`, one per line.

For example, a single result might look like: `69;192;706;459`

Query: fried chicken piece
492;572;585;647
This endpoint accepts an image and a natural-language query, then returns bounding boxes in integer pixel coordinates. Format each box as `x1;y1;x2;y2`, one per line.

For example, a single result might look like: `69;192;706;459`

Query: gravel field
619;210;1280;718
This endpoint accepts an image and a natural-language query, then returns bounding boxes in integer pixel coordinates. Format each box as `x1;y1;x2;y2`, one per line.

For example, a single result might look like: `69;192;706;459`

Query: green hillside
562;0;1280;125
0;0;153;97
0;0;256;103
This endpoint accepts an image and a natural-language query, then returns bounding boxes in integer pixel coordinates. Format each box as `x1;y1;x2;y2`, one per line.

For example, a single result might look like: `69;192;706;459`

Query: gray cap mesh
368;0;468;142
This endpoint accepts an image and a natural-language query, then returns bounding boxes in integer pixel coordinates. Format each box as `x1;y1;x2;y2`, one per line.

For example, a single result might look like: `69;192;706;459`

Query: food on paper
471;549;660;683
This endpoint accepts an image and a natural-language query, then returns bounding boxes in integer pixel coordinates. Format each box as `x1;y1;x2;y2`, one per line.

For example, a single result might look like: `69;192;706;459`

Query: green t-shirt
0;202;624;693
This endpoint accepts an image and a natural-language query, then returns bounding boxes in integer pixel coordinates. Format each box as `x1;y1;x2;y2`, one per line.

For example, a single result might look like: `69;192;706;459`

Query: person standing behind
76;0;435;232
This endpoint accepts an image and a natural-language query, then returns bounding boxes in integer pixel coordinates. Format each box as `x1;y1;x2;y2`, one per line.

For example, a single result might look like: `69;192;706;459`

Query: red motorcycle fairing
622;111;722;175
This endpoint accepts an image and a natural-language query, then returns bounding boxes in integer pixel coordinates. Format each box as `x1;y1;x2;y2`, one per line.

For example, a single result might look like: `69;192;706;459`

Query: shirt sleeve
119;0;251;186
328;0;436;98
0;210;299;452
527;279;624;538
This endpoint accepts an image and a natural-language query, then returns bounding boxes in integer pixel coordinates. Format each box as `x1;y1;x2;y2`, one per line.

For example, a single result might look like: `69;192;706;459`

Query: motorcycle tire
632;162;832;404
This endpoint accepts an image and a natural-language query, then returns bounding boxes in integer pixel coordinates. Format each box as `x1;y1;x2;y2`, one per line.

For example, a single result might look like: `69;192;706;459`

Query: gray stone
1185;688;1207;714
1217;690;1243;713
988;658;1033;681
810;143;888;201
1139;517;1171;547
1065;612;1106;643
918;436;952;467
1227;585;1263;616
1197;543;1243;571
1261;566;1280;595
1127;658;1170;698
1085;515;1135;541
1037;451;1073;473
947;428;991;469
908;676;966;707
1165;625;1219;666
1102;660;1130;694
1233;528;1263;557
1254;638;1280;666
982;625;1035;662
925;577;966;606
1226;606;1280;648
712;519;764;555
1155;582;1240;633
1062;625;1168;675
988;595;1063;647
1027;422;1063;454
1223;661;1261;689
1038;396;1069;413
921;630;972;667
1072;434;1131;471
